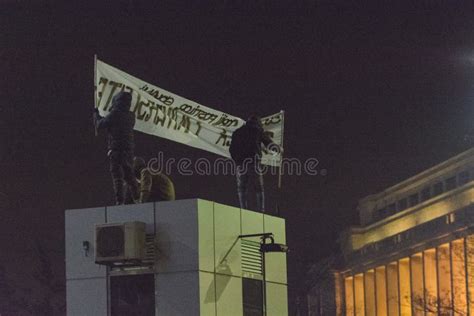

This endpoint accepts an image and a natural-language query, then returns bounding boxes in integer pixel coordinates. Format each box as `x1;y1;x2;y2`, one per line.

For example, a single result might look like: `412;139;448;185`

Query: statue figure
131;156;176;203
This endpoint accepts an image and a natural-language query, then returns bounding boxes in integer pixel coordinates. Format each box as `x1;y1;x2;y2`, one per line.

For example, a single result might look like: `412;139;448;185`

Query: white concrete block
66;278;107;316
155;271;200;315
154;199;199;273
65;207;106;280
264;214;287;284
198;200;215;273
266;282;288;316
214;203;242;277
215;274;243;316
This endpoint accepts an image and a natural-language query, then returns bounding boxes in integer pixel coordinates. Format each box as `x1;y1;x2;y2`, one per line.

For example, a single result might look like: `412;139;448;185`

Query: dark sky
2;1;474;313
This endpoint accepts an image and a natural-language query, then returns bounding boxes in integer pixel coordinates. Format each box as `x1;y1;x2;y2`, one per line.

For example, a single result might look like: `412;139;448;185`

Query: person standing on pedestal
94;92;139;205
229;115;280;212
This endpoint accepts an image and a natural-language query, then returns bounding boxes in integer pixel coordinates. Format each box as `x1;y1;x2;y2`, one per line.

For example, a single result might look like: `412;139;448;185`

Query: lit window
446;213;455;224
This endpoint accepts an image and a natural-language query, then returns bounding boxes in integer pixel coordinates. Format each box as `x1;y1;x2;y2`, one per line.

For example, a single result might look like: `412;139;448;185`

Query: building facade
65;199;288;315
308;148;474;315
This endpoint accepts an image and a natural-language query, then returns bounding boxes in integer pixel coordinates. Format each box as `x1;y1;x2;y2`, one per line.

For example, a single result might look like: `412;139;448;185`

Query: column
375;266;388;316
387;262;399;316
399;257;412;316
466;235;474;315
424;248;438;315
410;253;424;316
437;243;452;314
364;270;376;316
345;276;355;316
451;239;467;315
354;273;365;316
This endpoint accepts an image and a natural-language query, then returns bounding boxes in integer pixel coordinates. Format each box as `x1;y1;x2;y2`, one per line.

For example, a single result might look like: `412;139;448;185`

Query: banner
95;59;283;166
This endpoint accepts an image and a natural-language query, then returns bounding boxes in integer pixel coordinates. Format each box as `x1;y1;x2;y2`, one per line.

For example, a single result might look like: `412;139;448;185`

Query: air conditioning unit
95;221;146;265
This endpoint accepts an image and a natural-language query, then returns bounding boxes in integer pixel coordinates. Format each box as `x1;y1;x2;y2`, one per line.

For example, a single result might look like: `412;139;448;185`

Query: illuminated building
307;148;474;315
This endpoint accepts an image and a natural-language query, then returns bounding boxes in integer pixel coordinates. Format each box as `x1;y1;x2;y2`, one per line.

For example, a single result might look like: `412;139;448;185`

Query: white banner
95;59;283;166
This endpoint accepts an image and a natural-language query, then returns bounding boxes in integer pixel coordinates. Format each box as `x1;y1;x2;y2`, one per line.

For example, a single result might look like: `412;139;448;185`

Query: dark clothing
230;120;274;212
236;163;264;193
95;92;135;152
236;163;264;211
95;92;138;204
229;122;272;166
109;150;135;204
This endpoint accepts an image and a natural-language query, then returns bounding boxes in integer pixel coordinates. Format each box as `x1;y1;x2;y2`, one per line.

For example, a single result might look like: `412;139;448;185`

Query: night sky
2;1;474;313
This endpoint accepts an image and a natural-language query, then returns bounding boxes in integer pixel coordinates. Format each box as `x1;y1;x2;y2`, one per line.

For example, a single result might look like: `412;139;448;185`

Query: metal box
95;221;146;265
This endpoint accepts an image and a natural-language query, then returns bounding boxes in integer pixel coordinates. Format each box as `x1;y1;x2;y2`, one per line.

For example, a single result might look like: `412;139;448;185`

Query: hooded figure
229;115;279;212
94;92;138;204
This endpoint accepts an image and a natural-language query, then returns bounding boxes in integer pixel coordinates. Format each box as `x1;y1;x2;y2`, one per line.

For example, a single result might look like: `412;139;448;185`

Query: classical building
65;199;288;315
307;148;474;315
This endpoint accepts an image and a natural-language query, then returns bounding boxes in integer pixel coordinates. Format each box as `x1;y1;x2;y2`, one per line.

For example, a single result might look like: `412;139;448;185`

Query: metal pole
262;247;267;316
94;54;98;136
276;110;285;216
277;110;285;189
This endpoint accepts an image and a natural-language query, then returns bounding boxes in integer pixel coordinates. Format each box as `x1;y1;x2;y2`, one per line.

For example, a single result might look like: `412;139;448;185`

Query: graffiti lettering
178;115;191;133
179;104;219;124
153;104;167;126
262;115;282;126
213;113;239;127
97;77;109;107
215;129;231;147
140;84;174;106
166;107;178;129
103;81;124;111
194;121;202;137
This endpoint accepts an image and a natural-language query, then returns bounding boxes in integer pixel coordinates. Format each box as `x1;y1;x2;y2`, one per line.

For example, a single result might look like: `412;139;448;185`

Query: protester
229;115;280;212
94;92;138;205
